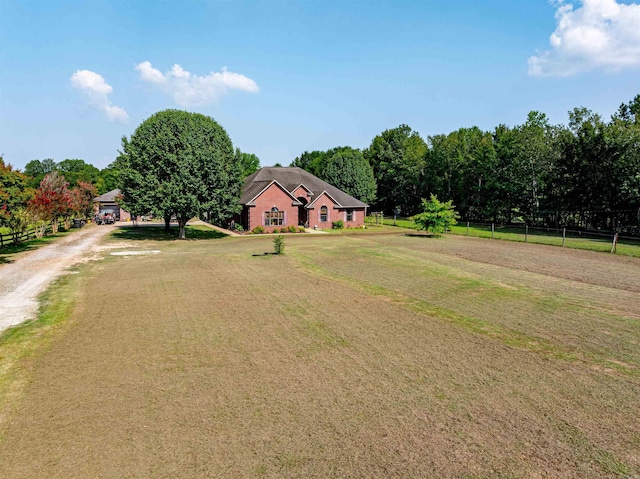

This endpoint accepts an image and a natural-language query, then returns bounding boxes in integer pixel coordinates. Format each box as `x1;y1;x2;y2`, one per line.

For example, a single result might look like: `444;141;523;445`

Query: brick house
238;167;368;232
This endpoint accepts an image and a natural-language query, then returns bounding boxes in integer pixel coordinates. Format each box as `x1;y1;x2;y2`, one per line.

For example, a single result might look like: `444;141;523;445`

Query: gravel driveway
0;225;114;332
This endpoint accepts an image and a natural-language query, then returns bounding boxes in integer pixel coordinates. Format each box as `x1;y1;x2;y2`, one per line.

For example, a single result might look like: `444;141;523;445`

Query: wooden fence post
611;233;618;254
466;221;469;236
491;223;494;239
525;225;528;243
562;228;566;247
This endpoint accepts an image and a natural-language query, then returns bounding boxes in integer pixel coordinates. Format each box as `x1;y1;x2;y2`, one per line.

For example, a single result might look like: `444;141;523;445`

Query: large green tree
364;125;428;216
23;158;57;188
323;147;376;204
116;110;243;239
290;150;329;178
57;159;100;188
235;149;260;178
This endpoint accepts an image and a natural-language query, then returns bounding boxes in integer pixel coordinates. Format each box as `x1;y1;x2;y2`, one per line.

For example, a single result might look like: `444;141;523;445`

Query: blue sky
1;0;639;170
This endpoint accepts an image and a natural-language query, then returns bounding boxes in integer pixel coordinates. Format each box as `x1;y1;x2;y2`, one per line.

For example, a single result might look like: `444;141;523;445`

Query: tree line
0;160;97;244
292;94;640;233
3;95;639;244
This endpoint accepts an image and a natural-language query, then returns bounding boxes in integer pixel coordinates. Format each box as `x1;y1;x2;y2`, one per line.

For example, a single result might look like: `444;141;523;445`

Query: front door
297;197;308;226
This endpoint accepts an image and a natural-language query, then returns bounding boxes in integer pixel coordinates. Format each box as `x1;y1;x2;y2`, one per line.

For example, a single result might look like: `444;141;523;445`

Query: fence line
0;224;53;248
465;222;640;244
457;221;640;252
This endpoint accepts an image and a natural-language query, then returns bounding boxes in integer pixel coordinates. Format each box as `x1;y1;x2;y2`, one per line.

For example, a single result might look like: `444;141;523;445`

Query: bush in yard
332;220;344;229
252;225;265;234
410;194;459;236
288;225;297;233
273;235;285;254
298;226;306;233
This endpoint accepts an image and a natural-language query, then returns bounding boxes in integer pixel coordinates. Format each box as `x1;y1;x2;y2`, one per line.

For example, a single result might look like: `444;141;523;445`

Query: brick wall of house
306;192;365;229
119;208;132;221
248;183;300;233
292;186;312;201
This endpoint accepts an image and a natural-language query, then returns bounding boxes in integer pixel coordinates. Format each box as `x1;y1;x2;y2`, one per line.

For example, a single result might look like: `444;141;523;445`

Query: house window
320;206;328;222
346;209;353;221
265;207;284;226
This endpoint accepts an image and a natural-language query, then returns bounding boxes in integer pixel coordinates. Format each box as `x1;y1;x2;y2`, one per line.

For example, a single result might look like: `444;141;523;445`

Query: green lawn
1;229;638;478
370;217;640;258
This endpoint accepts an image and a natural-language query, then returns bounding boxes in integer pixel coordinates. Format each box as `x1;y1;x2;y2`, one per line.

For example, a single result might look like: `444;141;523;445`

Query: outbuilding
93;189;132;221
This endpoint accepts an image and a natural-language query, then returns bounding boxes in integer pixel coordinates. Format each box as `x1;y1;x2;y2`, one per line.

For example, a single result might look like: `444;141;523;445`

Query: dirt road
0;225;114;332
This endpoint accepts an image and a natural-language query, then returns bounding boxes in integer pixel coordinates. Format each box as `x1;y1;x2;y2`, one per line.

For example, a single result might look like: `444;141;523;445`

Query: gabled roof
94;189;121;203
243;179;302;206
307;190;342;208
241;167;368;208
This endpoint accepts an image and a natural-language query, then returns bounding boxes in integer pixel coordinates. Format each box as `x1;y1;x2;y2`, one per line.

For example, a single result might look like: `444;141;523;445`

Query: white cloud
528;0;640;76
135;61;259;107
70;70;129;122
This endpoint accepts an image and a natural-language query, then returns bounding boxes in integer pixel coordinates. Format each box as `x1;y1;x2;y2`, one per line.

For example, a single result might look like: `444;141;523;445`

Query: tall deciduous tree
323;147;376;204
24;158;57;188
290;150;326;177
116;109;243;239
57;159;100;188
364;125;428;216
235;149;260;178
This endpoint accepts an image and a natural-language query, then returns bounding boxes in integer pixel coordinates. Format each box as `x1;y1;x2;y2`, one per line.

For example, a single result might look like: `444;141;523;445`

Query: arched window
320;206;328;222
265;207;284;226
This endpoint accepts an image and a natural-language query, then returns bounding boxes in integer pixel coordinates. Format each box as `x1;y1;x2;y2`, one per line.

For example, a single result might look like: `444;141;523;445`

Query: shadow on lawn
404;233;436;238
112;225;227;241
0;232;73;264
0;243;33;264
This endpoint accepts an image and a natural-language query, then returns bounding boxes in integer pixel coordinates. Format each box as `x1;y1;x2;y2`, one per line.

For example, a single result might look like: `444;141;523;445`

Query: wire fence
455;221;640;247
367;214;640;256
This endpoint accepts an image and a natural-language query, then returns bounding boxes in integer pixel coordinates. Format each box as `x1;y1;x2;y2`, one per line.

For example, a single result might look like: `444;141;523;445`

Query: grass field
367;217;640;259
1;227;639;478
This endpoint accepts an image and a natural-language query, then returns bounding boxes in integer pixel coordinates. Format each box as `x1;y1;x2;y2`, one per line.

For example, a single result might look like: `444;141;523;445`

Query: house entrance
297;197;308;226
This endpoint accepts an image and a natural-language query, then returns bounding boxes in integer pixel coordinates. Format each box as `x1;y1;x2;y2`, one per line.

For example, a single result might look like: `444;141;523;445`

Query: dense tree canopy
288;94;639;233
290;150;328;178
116;109;243;239
235;149;260;178
323;147;376;205
1;158;35;244
364;125;427;216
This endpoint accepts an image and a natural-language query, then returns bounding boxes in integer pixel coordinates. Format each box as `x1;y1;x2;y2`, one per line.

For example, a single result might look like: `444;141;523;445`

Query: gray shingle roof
94;189;121;203
241;167;368;208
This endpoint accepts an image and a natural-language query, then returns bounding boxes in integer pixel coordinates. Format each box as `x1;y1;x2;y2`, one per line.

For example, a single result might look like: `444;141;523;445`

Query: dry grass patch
0;231;639;478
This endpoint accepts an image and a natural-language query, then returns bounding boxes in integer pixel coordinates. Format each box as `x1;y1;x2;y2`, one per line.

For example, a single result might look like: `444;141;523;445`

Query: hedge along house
93;189;132;221
239;167;368;232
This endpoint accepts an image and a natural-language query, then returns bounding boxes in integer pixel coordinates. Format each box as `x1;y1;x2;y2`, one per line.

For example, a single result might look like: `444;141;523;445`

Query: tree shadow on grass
404;232;437;238
112;225;227;241
0;232;73;264
0;243;33;264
